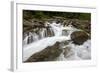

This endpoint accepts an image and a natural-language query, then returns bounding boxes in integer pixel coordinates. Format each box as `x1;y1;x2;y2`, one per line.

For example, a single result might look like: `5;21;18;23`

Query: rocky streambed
23;18;91;62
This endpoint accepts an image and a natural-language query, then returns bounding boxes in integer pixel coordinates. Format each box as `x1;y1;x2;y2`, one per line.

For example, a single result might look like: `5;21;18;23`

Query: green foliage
33;12;46;19
23;10;91;20
23;10;33;20
79;13;91;20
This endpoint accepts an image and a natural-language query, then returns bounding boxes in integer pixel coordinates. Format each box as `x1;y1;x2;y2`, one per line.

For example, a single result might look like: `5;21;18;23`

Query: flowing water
23;21;91;61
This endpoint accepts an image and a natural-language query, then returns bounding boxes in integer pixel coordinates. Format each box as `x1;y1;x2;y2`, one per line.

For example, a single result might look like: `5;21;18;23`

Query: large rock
71;31;89;45
25;42;62;62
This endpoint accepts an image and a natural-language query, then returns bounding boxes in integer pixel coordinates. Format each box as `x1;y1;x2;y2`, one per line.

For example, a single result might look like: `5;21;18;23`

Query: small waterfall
23;21;75;46
27;32;33;44
32;33;39;41
23;20;91;61
39;28;45;39
44;27;55;37
50;22;62;36
23;36;29;46
23;32;39;46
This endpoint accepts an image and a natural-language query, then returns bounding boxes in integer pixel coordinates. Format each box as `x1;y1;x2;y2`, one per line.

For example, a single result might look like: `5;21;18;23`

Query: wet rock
59;41;69;48
23;19;46;33
62;29;69;36
62;20;72;27
23;20;34;28
71;31;89;45
25;42;62;62
70;19;91;34
63;47;73;58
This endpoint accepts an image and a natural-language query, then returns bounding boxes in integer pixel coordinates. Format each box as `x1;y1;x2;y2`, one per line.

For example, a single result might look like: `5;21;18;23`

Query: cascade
23;21;91;61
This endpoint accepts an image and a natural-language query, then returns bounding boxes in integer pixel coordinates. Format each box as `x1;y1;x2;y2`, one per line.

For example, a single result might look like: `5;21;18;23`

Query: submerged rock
71;31;89;45
62;29;69;36
25;42;62;62
63;47;73;58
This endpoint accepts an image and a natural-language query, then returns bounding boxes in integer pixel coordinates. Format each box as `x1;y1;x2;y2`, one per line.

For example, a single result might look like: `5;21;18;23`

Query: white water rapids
23;22;91;62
